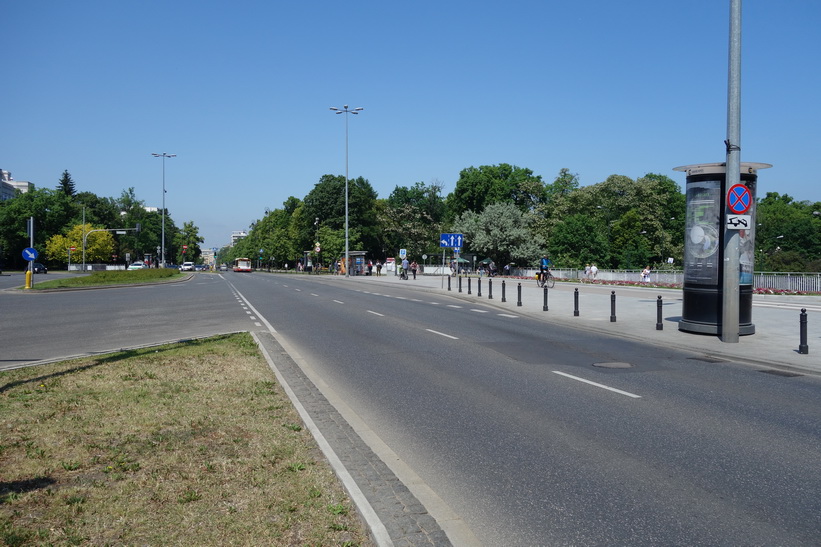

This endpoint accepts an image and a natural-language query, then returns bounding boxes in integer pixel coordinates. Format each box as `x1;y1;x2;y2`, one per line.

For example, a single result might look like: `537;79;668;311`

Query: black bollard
610;291;617;322
477;278;482;297
799;308;809;354
502;280;506;302
517;283;522;307
488;279;493;299
656;295;663;330
447;275;451;291
574;288;580;317
543;285;549;311
458;275;462;293
468;277;472;295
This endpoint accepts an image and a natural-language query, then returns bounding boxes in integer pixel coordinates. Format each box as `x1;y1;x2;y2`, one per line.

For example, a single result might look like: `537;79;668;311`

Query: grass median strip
30;268;185;290
0;333;371;546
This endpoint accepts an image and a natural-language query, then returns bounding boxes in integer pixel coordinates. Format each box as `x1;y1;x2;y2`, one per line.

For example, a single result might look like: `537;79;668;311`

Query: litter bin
674;162;771;335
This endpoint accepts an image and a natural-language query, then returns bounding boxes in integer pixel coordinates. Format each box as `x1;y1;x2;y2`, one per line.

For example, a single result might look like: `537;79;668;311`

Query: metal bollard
468;277;472;295
488;279;493;299
458;275;462;293
543;285;549;311
517;283;522;307
799;308;809;354
447;275;451;291
477;278;482;297
502;280;506;302
610;291;617;322
574;288;579;317
656;295;663;330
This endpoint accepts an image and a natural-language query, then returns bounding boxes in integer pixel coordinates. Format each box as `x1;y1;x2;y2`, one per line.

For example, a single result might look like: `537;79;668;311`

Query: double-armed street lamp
151;153;176;267
329;105;363;277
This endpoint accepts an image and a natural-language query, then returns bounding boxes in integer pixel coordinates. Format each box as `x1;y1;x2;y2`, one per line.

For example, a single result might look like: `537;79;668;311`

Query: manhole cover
592;362;634;369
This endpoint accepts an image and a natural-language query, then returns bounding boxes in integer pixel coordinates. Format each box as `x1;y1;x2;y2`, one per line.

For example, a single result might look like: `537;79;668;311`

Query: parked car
180;262;195;271
127;262;147;270
32;263;48;274
194;264;206;271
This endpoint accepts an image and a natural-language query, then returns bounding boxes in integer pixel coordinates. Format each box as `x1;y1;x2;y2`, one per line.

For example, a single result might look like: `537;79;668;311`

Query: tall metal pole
152;153;176;268
330;105;363;277
722;0;742;343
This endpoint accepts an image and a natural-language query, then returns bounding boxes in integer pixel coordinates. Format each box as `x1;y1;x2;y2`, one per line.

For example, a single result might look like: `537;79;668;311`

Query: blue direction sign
439;233;464;248
23;247;38;261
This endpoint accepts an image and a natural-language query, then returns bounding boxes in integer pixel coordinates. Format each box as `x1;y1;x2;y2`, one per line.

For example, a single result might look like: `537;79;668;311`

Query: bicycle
536;270;555;289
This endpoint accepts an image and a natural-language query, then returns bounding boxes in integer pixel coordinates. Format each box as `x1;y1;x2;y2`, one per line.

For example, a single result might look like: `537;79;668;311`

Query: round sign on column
727;184;752;214
23;247;38;261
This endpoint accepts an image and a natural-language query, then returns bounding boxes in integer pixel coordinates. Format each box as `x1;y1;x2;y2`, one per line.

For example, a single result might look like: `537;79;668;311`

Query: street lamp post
329;105;363;277
151;153;176;268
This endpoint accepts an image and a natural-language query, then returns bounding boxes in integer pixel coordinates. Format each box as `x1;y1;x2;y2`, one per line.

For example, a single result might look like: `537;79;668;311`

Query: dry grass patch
0;333;371;546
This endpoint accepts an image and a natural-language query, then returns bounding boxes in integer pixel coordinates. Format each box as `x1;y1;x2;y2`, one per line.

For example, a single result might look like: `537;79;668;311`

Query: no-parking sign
727;184;752;215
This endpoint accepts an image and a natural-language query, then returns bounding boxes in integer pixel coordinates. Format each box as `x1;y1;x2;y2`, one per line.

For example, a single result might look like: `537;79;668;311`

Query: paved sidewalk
352;272;821;376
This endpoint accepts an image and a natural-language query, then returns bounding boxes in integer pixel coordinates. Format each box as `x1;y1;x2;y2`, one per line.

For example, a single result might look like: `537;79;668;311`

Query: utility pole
721;0;742;343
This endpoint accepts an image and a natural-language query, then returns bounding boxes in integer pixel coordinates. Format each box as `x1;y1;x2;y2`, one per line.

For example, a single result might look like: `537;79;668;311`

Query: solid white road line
426;329;459;340
552;371;642;399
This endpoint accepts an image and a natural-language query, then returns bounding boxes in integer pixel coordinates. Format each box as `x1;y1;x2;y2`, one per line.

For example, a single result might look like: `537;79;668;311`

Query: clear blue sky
4;1;819;249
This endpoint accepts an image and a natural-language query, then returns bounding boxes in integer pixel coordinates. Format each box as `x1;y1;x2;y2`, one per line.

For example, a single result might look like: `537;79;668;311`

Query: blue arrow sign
23;247;38;261
439;233;464;248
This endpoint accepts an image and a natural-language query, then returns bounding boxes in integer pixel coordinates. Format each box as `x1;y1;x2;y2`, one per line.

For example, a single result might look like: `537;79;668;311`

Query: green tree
446;164;545;219
541;173;685;268
174;221;204;264
547;213;610;269
57;170;76;197
45;224;115;264
301;175;379;259
756;193;821;271
73;191;120;228
112;188;172;265
0;188;75;269
379;181;447;260
452;202;545;268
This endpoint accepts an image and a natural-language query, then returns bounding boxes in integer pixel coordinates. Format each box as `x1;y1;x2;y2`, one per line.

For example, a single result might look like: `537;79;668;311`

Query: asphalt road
0;273;252;368
2;272;820;545
226;273;821;546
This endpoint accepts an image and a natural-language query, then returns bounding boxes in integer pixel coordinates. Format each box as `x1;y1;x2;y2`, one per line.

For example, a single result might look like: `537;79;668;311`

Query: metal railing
508;268;821;292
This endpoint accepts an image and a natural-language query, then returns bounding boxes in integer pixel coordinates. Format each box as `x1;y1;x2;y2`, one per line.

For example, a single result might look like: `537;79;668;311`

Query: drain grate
759;369;803;378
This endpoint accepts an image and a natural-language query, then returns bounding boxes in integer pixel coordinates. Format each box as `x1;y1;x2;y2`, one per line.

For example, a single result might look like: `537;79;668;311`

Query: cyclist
539;254;552;285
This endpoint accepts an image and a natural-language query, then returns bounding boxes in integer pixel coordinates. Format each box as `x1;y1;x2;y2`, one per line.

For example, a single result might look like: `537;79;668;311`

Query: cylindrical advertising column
674;162;771;335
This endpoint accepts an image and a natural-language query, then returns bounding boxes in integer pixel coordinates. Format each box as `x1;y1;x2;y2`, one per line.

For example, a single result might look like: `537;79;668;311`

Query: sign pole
722;0;742;343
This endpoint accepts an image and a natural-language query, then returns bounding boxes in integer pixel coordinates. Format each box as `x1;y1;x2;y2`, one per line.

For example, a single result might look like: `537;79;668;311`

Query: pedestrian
584;264;591;280
410;260;418;280
503;263;510;276
641;266;650;283
376;260;382;276
591;263;598;280
367;260;373;276
401;257;409;280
